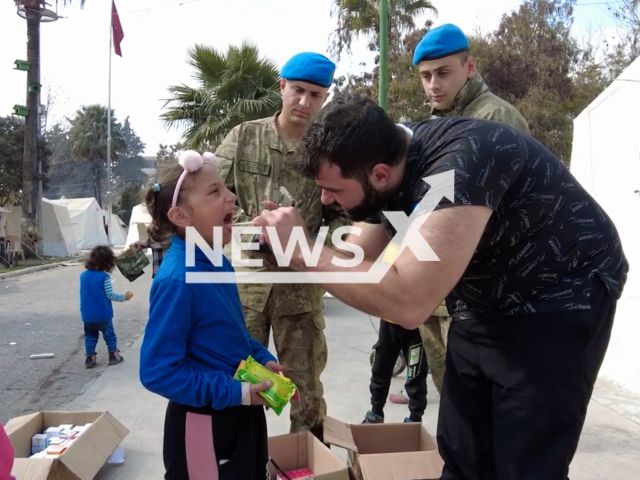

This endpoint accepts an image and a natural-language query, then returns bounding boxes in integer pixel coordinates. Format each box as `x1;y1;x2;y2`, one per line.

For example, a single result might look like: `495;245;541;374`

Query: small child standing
364;318;429;424
79;245;132;369
139;150;283;480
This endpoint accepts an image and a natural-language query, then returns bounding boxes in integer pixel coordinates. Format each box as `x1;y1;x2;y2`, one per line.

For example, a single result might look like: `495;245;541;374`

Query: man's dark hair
296;93;407;181
84;245;117;272
458;48;470;64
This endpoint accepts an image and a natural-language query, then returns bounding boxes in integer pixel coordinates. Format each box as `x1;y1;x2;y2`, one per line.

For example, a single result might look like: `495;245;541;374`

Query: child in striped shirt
79;245;133;369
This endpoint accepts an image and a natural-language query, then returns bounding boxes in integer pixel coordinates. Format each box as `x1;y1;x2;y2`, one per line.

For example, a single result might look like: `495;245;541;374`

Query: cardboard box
268;431;352;480
323;417;444;480
5;410;129;480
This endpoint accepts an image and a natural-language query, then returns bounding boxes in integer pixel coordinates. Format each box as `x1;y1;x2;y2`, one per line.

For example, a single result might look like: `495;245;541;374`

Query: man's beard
345;179;397;222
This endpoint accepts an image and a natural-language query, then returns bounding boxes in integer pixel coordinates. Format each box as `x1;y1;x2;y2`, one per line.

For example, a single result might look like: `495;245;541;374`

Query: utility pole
36;57;43;254
378;0;389;112
15;3;59;256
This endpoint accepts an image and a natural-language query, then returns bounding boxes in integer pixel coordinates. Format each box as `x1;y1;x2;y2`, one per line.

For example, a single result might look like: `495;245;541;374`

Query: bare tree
608;0;640;60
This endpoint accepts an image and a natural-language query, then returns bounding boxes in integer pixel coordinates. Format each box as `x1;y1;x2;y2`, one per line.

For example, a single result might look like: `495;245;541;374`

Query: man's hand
252;204;311;267
249;380;272;406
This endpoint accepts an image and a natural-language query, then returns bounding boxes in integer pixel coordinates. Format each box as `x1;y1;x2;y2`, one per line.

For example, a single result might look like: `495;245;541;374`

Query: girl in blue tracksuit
139;151;282;480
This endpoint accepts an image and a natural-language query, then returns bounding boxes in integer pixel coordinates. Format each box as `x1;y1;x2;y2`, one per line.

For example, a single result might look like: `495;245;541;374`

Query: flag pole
106;1;113;246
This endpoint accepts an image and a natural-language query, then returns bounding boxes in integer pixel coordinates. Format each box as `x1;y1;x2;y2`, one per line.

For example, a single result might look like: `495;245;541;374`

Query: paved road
0;262;151;424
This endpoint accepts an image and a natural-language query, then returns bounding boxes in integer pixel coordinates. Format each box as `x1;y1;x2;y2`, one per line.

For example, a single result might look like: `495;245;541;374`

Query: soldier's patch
238;160;271;176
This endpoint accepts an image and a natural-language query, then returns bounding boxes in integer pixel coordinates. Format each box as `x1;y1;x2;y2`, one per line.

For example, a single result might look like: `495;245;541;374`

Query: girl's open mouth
223;213;233;231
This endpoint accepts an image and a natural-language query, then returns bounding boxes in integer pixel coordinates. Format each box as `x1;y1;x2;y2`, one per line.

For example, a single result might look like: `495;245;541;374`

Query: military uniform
421;65;530;395
427;70;530;132
216;114;350;438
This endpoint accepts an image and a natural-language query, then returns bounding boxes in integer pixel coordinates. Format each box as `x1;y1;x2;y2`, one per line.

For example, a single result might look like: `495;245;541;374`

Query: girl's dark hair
141;162;192;246
85;245;117;272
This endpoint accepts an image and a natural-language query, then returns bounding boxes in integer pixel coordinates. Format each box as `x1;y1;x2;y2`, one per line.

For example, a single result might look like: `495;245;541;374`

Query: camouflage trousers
243;300;328;436
418;316;451;394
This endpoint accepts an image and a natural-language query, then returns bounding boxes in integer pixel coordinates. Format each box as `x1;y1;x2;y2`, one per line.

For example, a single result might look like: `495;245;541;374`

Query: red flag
111;0;124;57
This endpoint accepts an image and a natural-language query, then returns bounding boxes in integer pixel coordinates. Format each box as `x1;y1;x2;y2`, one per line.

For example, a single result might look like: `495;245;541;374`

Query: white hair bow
171;150;217;208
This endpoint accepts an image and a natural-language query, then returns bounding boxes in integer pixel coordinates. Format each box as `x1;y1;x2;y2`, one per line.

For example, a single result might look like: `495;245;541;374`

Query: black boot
85;354;97;369
109;351;124;365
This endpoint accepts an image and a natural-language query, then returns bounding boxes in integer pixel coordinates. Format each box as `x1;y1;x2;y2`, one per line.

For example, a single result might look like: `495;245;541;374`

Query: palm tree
69;105;126;208
15;0;85;251
161;40;282;150
329;0;438;62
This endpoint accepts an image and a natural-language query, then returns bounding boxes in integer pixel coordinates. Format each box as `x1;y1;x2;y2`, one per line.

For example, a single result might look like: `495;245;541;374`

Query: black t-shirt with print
364;116;629;320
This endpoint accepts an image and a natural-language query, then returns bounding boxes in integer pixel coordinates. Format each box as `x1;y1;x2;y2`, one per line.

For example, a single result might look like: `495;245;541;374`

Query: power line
575;0;623;6
47;156;156;166
47;177;149;189
124;0;207;15
51;0;207;22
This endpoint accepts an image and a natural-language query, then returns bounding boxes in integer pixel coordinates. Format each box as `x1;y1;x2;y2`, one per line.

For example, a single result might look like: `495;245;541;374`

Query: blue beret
281;52;336;88
412;23;469;65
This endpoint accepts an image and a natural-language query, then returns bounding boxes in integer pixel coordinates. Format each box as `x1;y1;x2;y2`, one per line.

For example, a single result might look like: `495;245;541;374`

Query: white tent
42;199;80;257
48;197;109;250
125;203;152;247
101;210;128;246
3;200;78;257
569;56;640;395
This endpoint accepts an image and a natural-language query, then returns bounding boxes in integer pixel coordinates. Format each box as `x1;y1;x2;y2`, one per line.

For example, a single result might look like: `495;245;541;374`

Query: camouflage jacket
216;113;351;315
429;71;530;134
428;72;530;318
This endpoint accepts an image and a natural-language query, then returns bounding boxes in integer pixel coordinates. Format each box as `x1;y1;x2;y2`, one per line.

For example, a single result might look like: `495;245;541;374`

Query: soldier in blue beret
214;51;350;447
412;23;528;131
277;52;336;133
400;23;531;407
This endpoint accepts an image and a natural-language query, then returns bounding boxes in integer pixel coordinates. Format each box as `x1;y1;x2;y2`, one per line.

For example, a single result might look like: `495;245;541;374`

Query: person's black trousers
437;276;617;480
163;401;269;480
370;319;429;420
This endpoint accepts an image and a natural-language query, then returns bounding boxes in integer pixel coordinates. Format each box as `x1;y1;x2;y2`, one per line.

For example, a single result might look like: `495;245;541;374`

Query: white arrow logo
186;170;456;284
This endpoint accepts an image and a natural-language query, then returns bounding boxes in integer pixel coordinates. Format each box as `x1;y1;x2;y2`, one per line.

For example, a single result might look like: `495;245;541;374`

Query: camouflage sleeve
485;106;530;135
433;302;450;317
322;203;352;247
215;126;252;224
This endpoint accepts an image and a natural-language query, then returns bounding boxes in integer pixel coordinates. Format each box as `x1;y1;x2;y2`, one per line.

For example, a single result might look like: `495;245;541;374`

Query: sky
0;0;619;157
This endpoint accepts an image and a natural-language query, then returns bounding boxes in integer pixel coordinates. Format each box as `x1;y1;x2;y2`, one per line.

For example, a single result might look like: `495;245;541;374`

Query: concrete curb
0;261;70;280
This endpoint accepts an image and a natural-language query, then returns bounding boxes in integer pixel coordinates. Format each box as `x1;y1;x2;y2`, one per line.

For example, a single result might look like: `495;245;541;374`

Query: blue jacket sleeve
248;335;277;365
139;279;243;409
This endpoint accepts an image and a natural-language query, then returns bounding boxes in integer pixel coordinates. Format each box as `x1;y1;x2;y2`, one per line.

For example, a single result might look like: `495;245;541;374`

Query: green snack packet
233;356;296;416
115;244;150;282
